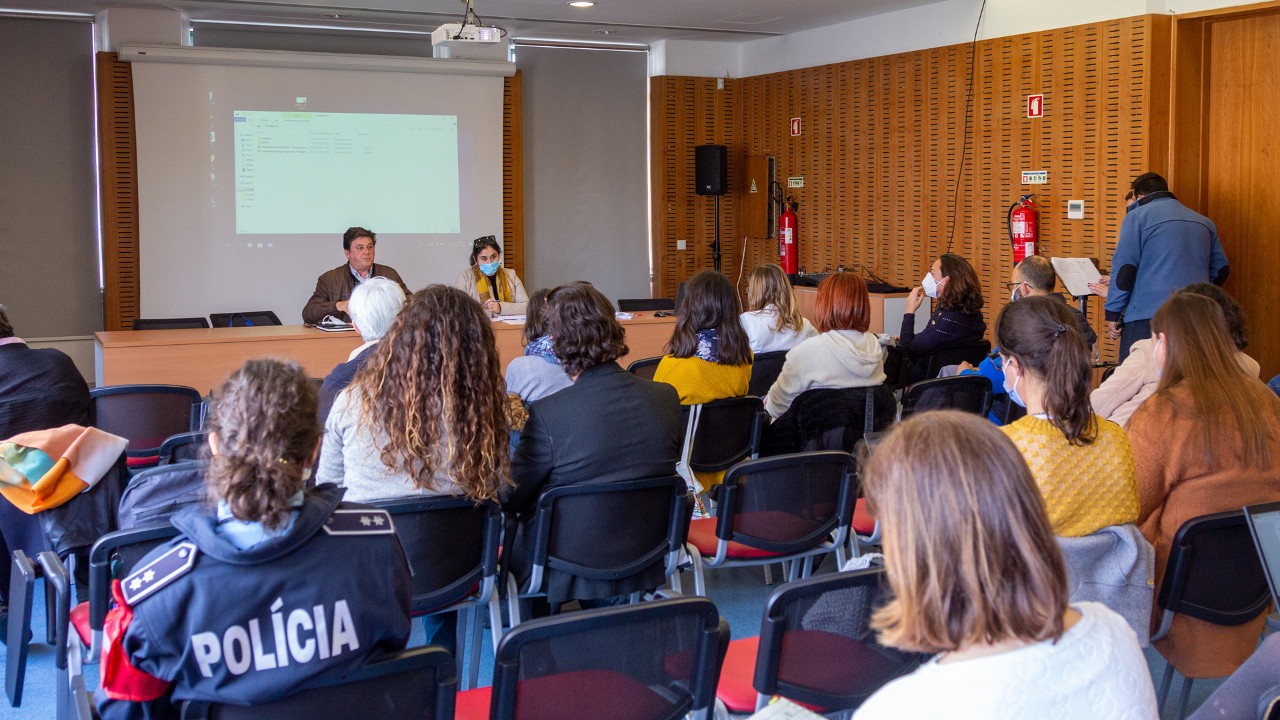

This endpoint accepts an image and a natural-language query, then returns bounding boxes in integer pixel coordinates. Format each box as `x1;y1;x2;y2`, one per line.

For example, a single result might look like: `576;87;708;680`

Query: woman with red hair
763;271;886;419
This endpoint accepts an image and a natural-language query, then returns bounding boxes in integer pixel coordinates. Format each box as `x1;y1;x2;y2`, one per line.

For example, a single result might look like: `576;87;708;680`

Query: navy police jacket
116;484;411;708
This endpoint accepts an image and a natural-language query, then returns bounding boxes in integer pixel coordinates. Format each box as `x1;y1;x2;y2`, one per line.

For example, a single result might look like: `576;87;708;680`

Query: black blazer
504;361;682;604
0;342;90;441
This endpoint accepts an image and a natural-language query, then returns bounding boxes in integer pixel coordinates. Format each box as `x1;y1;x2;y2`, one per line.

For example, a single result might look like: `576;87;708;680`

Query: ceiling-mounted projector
432;23;502;46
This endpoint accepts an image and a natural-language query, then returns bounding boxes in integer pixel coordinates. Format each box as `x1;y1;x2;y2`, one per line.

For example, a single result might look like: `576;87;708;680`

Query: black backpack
116;460;208;530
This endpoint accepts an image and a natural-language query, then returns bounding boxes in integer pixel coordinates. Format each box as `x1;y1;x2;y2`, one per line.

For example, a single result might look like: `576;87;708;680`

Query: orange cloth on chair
0;424;127;514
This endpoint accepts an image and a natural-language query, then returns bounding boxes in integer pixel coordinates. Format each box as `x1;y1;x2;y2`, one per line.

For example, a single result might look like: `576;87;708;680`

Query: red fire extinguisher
1007;194;1039;264
779;196;799;274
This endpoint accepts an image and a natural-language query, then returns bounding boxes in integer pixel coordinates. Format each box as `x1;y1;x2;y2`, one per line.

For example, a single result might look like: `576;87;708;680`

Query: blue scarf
524;335;559;364
695;329;719;363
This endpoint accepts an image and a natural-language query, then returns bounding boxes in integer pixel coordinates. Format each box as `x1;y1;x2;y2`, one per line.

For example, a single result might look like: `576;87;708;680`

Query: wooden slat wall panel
97;51;140;332
650;77;739;298
503;70;525;278
653;15;1166;358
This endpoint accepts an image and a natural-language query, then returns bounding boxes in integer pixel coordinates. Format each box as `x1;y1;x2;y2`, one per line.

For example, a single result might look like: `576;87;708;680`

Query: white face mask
921;272;940;298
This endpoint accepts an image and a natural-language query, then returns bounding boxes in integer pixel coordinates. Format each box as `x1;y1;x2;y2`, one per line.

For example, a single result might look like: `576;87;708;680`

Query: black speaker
695;144;727;196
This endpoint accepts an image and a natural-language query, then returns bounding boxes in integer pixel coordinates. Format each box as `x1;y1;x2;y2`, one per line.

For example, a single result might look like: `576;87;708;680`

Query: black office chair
455;597;726;720
685;451;858;588
132;317;210;330
715;568;928;714
747;350;788;398
6;551;39;708
617;298;675;312
1153;510;1271;720
501;476;693;630
181;646;457;720
626;356;663;380
923;338;991;379
678;396;765;497
899;375;993;420
158;430;208;464
762;386;896;455
375;496;503;690
89;384;204;469
208;311;281;328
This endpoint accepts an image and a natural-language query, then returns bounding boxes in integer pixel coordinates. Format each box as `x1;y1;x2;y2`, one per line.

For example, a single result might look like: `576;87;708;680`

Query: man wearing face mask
951;255;1096;423
1103;172;1228;361
302;227;409;324
455;235;529;316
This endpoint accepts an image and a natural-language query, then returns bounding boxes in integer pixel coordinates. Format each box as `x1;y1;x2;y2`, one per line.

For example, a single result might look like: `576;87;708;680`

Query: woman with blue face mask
994;296;1139;539
455;235;529;316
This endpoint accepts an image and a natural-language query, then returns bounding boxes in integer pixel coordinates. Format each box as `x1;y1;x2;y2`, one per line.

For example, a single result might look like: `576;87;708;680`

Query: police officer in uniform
96;359;412;719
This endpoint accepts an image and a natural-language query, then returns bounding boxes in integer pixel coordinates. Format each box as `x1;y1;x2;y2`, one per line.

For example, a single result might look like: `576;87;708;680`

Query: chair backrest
88;524;182;636
787;386;896;454
180;646;457;720
132;317;210;331
715;451;857;554
116;460;208;531
375;496;502;615
686;396;765;474
747;350;788;398
617;298;675;312
89;384;203;457
1157;510;1270;627
208;310;282;328
6;550;38;707
754;568;927;711
626;356;663;380
527;476;688;591
899;375;993;420
489;596;725;720
924;338;991;379
159;430;209;464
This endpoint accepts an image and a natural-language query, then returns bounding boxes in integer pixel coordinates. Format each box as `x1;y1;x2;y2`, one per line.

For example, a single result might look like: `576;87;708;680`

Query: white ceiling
31;0;947;44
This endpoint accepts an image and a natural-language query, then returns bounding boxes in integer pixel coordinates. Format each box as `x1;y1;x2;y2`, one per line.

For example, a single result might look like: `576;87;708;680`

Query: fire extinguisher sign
1027;94;1044;118
790;118;802;136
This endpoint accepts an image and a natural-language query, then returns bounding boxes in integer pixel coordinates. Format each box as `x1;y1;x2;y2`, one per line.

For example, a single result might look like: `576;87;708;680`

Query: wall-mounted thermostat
1067;200;1085;219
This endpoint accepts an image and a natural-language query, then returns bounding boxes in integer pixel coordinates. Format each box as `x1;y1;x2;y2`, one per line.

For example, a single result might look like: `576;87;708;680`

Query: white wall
655;0;1261;78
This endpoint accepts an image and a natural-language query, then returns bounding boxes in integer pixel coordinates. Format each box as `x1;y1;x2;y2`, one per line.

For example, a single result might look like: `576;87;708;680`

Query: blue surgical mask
1003;359;1026;408
479;261;500;276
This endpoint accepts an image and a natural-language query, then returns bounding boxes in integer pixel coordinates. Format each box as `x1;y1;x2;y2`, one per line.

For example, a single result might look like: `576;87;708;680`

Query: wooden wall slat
97;51;140;332
652;16;1162;359
503;70;525;278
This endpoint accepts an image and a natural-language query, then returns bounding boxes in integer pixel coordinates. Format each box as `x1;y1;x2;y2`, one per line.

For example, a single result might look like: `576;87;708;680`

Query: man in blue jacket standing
1104;172;1229;360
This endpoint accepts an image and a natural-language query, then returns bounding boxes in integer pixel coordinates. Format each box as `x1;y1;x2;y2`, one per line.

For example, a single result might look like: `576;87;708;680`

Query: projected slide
233;110;460;234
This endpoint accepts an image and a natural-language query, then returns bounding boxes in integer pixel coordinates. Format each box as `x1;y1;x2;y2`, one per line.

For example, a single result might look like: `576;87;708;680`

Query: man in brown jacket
302;227;409;324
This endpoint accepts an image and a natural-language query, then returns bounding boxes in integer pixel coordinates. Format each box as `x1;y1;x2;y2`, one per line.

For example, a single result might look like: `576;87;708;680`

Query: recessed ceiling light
592;29;615;34
568;2;595;7
321;13;349;19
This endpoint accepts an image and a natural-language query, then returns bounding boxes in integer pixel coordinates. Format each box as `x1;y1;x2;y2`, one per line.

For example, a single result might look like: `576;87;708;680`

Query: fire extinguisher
1007;194;1039;265
779;196;799;274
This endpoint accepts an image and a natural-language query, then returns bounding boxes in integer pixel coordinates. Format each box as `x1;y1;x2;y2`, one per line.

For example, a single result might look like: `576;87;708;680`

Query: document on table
1051;257;1102;297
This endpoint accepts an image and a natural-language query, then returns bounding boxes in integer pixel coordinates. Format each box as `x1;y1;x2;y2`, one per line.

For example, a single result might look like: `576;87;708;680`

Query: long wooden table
94;315;677;393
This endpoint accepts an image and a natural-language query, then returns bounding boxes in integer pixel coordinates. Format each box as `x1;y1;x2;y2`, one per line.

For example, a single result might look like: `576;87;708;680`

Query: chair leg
686;545;706;597
1157;661;1175;713
504;575;523;632
466;604;484;691
1175;676;1194;720
762;564;774;585
487;591;505;654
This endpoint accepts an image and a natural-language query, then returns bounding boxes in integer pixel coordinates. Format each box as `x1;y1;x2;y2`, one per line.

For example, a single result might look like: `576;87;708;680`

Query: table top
95;314;677;348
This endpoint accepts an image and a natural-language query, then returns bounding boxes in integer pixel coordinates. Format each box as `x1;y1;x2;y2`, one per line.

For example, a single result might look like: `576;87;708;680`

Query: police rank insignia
321;508;395;535
121;542;199;606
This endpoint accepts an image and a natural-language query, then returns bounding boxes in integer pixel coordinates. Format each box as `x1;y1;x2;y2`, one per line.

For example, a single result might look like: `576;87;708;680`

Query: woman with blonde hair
739;263;816;353
319;284;512;504
853;411;1156;719
1128;291;1280;680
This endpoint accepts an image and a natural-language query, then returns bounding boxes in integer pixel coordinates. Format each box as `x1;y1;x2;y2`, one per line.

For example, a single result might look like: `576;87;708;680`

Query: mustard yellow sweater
652;356;751;405
1001;415;1139;538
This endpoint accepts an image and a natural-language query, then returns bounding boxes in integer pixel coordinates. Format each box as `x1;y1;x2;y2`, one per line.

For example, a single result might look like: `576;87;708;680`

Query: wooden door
1205;11;1280;379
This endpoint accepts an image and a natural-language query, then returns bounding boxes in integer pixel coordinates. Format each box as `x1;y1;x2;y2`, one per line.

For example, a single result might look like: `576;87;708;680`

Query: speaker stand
712;194;722;273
